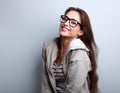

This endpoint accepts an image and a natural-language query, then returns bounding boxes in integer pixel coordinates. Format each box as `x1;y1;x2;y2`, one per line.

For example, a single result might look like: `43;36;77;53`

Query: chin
59;31;68;36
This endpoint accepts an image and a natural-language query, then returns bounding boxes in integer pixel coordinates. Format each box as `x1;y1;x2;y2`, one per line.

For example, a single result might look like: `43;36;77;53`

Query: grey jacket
41;38;92;93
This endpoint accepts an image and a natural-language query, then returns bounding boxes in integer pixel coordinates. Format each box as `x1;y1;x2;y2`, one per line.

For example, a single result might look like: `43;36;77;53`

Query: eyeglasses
60;15;83;29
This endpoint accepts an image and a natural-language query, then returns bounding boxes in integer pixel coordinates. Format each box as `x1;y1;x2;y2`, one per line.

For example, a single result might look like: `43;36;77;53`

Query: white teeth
63;27;70;31
63;28;69;31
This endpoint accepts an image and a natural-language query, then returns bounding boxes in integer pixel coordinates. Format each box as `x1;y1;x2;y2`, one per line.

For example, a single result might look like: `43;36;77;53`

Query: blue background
0;0;120;93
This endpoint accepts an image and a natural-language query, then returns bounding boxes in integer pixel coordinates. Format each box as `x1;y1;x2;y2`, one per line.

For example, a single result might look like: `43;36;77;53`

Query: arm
41;43;51;93
64;49;91;93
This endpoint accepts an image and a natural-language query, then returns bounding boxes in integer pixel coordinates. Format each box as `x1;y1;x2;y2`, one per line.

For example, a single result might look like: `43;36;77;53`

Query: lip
61;26;70;32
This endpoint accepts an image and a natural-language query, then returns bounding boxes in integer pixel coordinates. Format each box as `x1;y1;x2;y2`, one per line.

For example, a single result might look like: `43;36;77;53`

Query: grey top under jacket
41;38;92;93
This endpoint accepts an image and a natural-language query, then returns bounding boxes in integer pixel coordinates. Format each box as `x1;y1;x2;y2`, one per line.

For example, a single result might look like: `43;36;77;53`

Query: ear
78;30;84;36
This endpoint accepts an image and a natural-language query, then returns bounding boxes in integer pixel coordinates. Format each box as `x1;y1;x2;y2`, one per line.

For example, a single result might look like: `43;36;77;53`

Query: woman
41;7;99;93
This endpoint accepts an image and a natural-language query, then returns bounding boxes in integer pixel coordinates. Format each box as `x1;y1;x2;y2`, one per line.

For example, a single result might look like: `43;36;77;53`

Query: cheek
72;28;81;36
72;27;80;33
59;23;63;31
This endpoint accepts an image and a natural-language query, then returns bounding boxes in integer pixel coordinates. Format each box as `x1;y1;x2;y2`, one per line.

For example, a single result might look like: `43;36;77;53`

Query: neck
55;37;74;66
60;37;74;51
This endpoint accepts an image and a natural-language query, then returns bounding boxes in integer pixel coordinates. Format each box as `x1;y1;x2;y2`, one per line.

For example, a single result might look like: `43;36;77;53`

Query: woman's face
59;10;83;39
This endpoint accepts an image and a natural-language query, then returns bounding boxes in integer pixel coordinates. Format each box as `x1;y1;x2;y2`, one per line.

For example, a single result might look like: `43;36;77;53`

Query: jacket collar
66;38;89;52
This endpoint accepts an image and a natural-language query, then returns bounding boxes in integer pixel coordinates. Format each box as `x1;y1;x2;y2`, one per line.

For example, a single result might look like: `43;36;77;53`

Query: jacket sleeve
41;43;51;93
64;49;91;93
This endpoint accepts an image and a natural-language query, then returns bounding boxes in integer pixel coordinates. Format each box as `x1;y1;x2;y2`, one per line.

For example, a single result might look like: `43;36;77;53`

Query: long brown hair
64;7;99;93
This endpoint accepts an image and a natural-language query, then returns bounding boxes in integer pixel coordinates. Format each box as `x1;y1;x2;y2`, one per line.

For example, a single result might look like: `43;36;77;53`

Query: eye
70;20;78;25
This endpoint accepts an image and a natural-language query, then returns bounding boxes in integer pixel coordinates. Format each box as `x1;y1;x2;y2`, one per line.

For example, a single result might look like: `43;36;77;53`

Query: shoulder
66;38;90;61
42;37;59;52
66;38;89;53
42;37;57;48
69;49;90;61
67;49;91;71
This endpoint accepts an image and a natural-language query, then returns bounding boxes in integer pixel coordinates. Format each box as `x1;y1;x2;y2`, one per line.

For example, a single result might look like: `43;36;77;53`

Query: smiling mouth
61;26;70;32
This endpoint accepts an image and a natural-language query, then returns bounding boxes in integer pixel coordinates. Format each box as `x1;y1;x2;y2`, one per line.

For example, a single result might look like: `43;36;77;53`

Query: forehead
65;11;81;22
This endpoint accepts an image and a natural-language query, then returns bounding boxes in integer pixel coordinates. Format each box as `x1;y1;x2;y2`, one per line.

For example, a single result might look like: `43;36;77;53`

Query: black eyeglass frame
60;15;83;29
